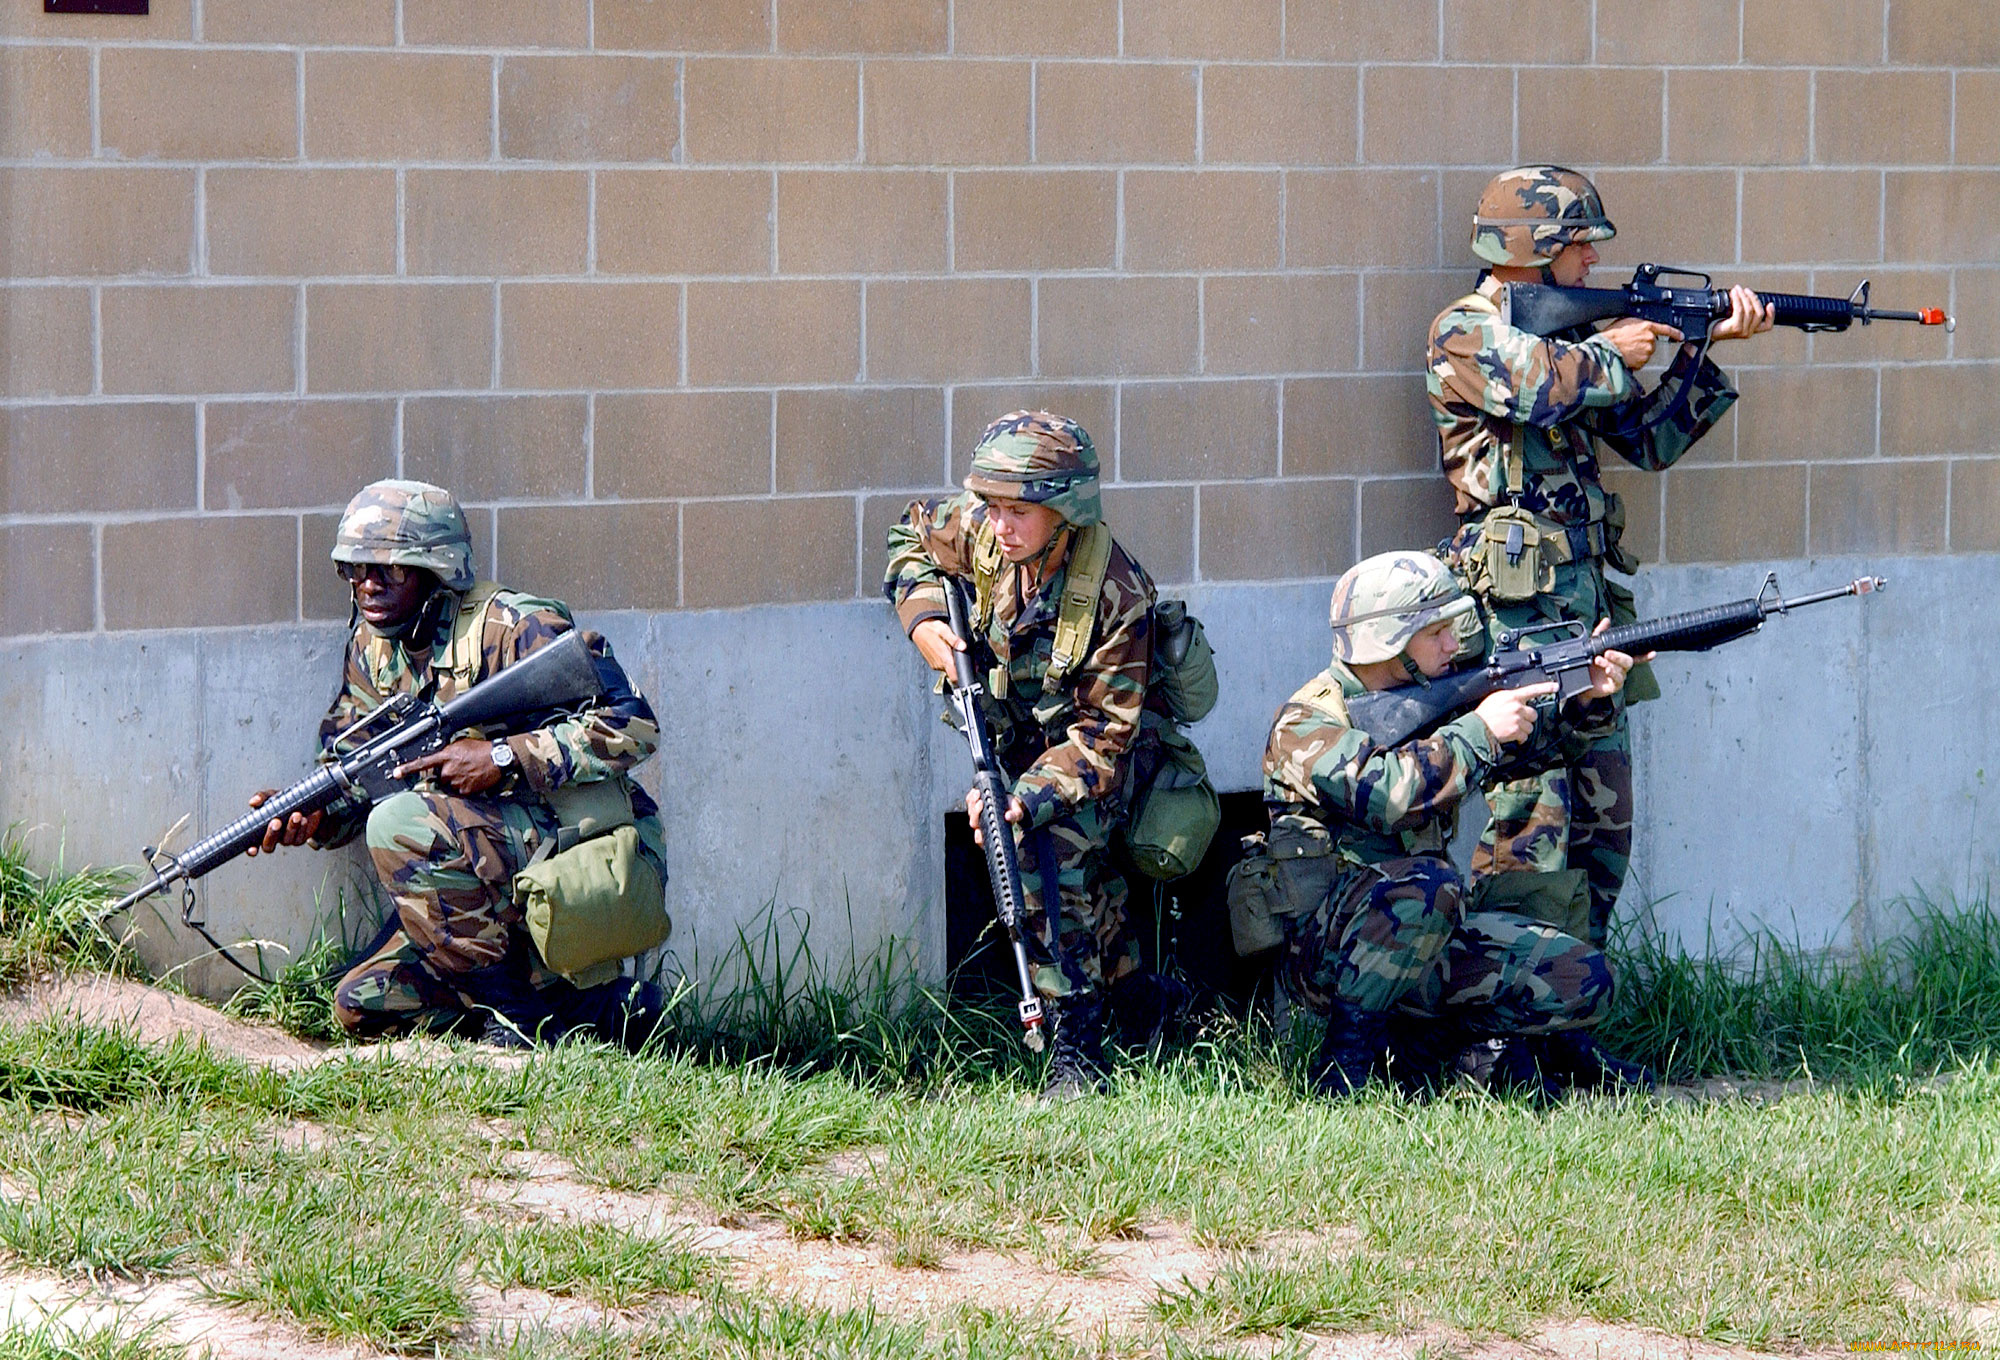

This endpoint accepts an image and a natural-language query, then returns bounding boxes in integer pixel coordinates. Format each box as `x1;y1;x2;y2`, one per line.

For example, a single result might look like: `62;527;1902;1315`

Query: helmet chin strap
371;577;454;645
1398;652;1427;685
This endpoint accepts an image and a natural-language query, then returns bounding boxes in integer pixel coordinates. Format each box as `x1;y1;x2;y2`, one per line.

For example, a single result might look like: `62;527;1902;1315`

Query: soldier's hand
246;789;320;855
1708;284;1775;343
912;618;967;674
965;787;1025;846
1583;619;1653;700
395;736;503;796
1474;681;1558;745
1600;318;1683;370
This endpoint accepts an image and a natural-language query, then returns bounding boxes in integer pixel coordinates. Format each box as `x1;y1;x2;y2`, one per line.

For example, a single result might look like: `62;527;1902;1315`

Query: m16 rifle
100;629;606;970
941;577;1046;1051
1345;574;1885;750
1504;264;1952;430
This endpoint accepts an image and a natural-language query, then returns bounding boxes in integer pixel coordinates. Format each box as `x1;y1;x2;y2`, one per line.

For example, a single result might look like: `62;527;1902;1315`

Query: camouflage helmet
1471;165;1616;268
331;479;475;593
963;410;1102;528
1329;551;1476;665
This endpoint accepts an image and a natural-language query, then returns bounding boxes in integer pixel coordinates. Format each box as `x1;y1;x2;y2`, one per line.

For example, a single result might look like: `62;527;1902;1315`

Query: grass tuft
1606;891;2000;1081
0;831;135;989
0;1317;186;1360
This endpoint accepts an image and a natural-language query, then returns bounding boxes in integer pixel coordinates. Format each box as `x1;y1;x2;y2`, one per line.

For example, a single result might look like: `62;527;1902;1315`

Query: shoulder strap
1045;523;1112;698
970;520;1005;637
439;581;505;698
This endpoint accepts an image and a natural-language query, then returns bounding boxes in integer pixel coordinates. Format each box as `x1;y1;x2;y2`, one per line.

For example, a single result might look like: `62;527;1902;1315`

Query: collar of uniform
1325;659;1366;697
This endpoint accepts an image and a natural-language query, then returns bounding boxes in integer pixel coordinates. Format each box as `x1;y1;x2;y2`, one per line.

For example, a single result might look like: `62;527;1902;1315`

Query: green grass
0;831;135;990
0;1319;185;1360
1;849;1997;1353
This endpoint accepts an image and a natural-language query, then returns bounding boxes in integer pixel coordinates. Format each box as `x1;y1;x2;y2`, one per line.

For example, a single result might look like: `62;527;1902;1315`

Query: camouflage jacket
885;492;1154;829
1262;660;1497;865
314;583;663;849
1428;274;1737;527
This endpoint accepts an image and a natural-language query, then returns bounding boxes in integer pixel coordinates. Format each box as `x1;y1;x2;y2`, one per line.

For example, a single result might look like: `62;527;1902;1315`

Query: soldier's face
982;497;1065;561
346;563;431;630
1404;620;1462;678
1548;240;1597;287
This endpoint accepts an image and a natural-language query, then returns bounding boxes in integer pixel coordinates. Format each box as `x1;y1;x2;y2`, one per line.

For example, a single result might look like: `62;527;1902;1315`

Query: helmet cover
964;410;1102;528
1329;551;1477;665
1471;164;1616;268
331;478;475;593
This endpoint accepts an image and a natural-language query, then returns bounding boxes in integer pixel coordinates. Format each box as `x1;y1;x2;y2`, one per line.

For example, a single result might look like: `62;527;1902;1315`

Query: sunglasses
335;562;415;586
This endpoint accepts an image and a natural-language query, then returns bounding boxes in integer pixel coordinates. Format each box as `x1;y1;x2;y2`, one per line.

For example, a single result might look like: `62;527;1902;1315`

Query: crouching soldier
886;412;1154;1098
251;479;669;1051
1261;551;1650;1097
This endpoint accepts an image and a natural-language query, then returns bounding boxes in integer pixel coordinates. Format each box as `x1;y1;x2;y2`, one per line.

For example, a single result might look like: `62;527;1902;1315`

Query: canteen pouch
1152;599;1219;724
1601;575;1661;704
1476;505;1556;602
513;779;670;987
1223;813;1342;957
1467;868;1590;943
1121;724;1221;881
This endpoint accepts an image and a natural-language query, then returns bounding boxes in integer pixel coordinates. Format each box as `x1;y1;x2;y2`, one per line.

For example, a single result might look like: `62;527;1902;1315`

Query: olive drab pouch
1121;721;1221;881
1152;599;1218;724
1223;813;1342;957
1475;504;1557;603
1467;868;1590;943
513;777;670;988
1601;576;1661;704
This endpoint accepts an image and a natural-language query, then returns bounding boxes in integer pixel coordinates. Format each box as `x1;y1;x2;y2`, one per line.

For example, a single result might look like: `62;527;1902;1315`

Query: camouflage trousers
1279;855;1612;1034
1475;580;1635;948
333;787;559;1037
1015;799;1141;1002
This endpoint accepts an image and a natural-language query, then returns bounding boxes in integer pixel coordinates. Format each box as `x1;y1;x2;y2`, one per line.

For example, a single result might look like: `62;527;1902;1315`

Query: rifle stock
941;578;1047;1051
1344;574;1885;750
102;629;606;930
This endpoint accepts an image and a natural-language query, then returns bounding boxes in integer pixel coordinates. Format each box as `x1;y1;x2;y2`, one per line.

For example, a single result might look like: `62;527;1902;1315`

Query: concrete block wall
1;0;1994;641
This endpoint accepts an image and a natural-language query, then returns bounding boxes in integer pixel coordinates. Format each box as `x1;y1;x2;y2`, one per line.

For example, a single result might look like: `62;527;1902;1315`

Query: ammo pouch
513;778;670;988
1467;868;1590;943
1121;721;1221;881
1474;505;1558;602
1223;814;1343;957
1152;599;1218;725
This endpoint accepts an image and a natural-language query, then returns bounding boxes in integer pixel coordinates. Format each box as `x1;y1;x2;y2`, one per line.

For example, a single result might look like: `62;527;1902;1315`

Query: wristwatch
489;738;517;770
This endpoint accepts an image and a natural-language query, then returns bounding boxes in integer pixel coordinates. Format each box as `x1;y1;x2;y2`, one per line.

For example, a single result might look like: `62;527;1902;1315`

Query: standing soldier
1263;552;1646;1096
885;412;1154;1098
1428;165;1774;945
250;479;669;1050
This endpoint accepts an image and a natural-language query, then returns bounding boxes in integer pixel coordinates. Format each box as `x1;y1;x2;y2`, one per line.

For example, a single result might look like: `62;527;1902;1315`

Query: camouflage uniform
884;415;1154;1008
1263;556;1612;1043
1430;166;1738;945
313;481;666;1041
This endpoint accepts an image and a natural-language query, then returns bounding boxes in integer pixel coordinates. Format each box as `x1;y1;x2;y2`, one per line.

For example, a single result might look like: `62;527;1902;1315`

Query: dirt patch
0;975;327;1068
0;1272;379;1359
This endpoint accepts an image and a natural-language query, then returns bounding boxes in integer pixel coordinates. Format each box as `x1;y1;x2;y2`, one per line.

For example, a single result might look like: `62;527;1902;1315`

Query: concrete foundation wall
5;551;1990;997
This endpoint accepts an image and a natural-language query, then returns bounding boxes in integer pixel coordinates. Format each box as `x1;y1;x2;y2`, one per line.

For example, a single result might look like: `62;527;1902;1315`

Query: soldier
886;412;1155;1098
1264;551;1650;1097
249;479;669;1051
1428;164;1775;947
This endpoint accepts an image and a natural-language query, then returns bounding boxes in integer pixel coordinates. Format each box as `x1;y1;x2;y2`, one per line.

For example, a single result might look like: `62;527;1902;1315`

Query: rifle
1506;264;1953;341
1344;573;1885;751
941;578;1047;1051
100;630;607;969
1504;265;1952;431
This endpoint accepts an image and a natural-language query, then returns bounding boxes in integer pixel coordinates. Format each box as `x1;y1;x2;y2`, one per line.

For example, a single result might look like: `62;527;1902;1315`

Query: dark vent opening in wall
942;790;1273;1012
46;1;150;14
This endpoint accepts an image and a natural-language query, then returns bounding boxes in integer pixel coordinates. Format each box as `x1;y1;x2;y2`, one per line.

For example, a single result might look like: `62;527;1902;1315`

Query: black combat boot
1310;1002;1390;1098
1381;1014;1469;1098
554;976;670;1054
1042;992;1111;1101
1454;1035;1564;1103
1528;1029;1658;1094
457;945;562;1049
1108;970;1194;1055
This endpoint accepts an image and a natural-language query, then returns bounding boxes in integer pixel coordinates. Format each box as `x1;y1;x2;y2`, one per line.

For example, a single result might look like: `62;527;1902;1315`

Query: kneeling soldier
252;479;669;1050
1264;551;1647;1096
886;412;1154;1098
